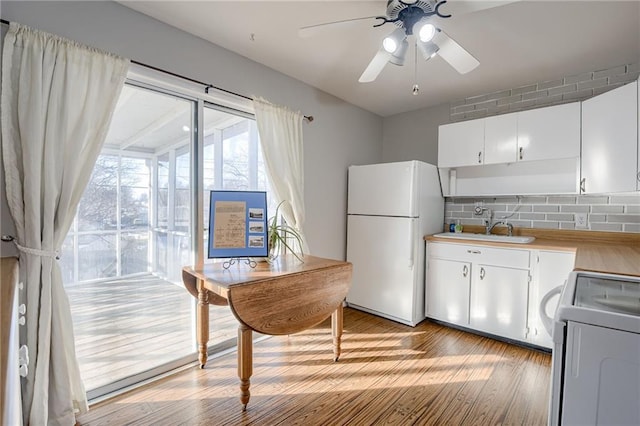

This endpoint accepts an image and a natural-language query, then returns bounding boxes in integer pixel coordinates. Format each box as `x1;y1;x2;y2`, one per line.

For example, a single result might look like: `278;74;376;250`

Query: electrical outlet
575;213;588;228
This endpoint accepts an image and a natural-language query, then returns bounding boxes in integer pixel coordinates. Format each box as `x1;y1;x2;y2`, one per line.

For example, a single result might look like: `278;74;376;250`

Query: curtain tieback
1;235;61;259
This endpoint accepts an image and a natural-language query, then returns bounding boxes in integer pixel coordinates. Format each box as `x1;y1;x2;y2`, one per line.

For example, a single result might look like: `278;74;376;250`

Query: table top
183;254;352;335
184;254;351;297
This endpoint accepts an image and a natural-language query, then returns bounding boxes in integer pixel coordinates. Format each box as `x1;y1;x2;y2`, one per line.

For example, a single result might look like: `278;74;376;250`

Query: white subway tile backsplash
546;213;575;221
610;195;640;204
547;196;577;204
607;214;640;224
520;213;547;220
532;221;560;229
548;84;576;96
587;214;607;223
593;65;627;79
577;77;608;91
578;196;609;204
560;205;590;213
520;196;547;204
591;205;625;213
533;205;560;213
564;71;593;85
590;223;623;232
444;192;640;234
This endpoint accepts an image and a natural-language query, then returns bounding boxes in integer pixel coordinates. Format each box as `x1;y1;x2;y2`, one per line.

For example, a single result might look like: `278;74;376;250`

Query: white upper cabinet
438;118;485;168
581;81;638;194
484;112;518;164
517;103;581;162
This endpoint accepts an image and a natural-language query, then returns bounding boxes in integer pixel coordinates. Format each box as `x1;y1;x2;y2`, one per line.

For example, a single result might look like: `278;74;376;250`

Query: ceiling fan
300;0;510;86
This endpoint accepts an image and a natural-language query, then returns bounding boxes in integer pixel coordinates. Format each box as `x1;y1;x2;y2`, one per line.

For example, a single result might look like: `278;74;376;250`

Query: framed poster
207;190;268;259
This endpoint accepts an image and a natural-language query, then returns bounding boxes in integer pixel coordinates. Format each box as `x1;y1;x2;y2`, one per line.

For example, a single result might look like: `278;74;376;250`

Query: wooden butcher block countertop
426;227;640;278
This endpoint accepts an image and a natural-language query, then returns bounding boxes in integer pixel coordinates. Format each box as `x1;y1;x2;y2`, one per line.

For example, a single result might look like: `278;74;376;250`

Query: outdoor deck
66;275;239;392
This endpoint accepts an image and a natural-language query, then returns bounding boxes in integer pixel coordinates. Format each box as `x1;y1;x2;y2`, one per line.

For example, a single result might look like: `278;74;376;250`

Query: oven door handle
539;285;564;337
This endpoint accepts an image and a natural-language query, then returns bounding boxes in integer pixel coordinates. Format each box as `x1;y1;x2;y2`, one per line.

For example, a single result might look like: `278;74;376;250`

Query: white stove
541;270;640;425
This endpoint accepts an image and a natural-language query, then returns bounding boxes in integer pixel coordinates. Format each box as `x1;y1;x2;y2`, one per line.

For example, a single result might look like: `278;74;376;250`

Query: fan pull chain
412;40;419;96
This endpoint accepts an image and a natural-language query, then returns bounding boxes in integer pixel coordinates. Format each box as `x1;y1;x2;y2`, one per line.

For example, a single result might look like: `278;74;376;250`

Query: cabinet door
438;118;485;168
530;250;575;349
582;81;638;193
470;264;530;341
426;257;471;325
484;112;518;164
517;102;580;162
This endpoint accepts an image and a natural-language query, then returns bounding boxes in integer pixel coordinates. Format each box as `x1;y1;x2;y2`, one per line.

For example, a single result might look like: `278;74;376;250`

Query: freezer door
348;161;418;217
346;215;422;325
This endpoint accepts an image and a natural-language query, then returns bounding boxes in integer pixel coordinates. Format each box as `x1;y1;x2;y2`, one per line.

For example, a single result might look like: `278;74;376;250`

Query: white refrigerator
346;160;444;326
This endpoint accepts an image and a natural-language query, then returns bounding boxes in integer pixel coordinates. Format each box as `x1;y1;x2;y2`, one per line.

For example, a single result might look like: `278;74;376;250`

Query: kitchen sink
433;232;535;244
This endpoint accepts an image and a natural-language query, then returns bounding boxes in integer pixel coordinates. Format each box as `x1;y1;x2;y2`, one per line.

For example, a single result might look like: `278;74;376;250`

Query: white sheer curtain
1;22;129;425
253;97;308;252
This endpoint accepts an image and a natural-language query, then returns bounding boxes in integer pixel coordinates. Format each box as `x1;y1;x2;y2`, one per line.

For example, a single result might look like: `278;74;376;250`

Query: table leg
197;278;209;368
331;304;343;362
238;324;253;411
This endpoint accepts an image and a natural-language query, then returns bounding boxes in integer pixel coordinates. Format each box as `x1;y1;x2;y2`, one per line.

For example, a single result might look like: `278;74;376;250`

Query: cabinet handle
462;265;468;277
637;171;640;182
479;267;486;280
580;178;586;193
477;151;482;164
519;147;523;160
467;249;481;254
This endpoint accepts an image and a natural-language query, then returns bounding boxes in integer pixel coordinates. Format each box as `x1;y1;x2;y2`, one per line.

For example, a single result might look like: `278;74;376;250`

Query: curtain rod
0;18;314;122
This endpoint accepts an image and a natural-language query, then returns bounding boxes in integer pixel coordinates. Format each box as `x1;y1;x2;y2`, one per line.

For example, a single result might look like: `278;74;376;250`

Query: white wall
0;1;383;259
381;103;449;165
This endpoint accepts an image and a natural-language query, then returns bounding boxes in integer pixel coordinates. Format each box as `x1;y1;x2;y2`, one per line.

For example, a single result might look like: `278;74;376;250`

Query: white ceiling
120;1;640;117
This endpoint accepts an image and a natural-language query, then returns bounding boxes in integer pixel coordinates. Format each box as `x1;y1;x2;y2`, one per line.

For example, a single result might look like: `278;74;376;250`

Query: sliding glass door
62;79;273;400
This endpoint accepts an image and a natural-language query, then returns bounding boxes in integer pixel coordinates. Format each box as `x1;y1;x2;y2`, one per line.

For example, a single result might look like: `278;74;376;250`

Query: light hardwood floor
76;308;551;425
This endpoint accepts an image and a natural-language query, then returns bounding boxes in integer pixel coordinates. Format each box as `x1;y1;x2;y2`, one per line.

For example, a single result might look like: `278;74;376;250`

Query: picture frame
207;190;268;259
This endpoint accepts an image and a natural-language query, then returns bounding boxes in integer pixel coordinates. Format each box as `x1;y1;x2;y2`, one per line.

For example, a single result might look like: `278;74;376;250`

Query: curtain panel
253;97;308;252
1;22;129;425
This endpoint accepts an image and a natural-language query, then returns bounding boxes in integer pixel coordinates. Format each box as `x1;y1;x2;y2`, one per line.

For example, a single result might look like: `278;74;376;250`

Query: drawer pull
467;250;481;254
519;147;523;160
479;267;486;280
462;265;468;277
477;151;482;164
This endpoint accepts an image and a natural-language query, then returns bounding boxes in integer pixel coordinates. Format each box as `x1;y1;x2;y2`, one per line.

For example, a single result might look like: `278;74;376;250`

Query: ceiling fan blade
298;16;377;38
433;30;479;74
440;1;519;17
359;48;393;83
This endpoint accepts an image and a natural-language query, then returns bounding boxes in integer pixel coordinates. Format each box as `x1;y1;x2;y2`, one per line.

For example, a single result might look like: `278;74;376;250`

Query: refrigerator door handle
408;220;415;268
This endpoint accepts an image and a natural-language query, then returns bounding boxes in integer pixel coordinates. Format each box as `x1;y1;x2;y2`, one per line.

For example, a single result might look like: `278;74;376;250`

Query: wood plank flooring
76;308;552;425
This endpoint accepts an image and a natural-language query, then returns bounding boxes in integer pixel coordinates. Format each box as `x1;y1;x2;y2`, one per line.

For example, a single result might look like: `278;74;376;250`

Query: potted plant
267;200;304;262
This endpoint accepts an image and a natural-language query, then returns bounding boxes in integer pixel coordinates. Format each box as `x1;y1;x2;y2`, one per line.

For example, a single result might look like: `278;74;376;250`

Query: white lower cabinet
426;241;575;348
470;264;530;341
529;250;576;349
426;258;471;325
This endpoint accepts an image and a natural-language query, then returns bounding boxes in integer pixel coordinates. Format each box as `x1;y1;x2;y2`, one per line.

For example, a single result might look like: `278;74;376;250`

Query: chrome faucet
486;220;514;236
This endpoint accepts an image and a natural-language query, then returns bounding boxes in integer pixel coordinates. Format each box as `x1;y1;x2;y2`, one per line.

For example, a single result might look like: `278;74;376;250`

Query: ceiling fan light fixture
417;40;439;61
383;37;398;53
417;22;436;43
389;39;408;66
382;27;406;53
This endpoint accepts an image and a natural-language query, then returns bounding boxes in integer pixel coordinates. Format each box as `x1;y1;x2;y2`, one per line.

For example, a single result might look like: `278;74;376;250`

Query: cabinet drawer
428;241;530;269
